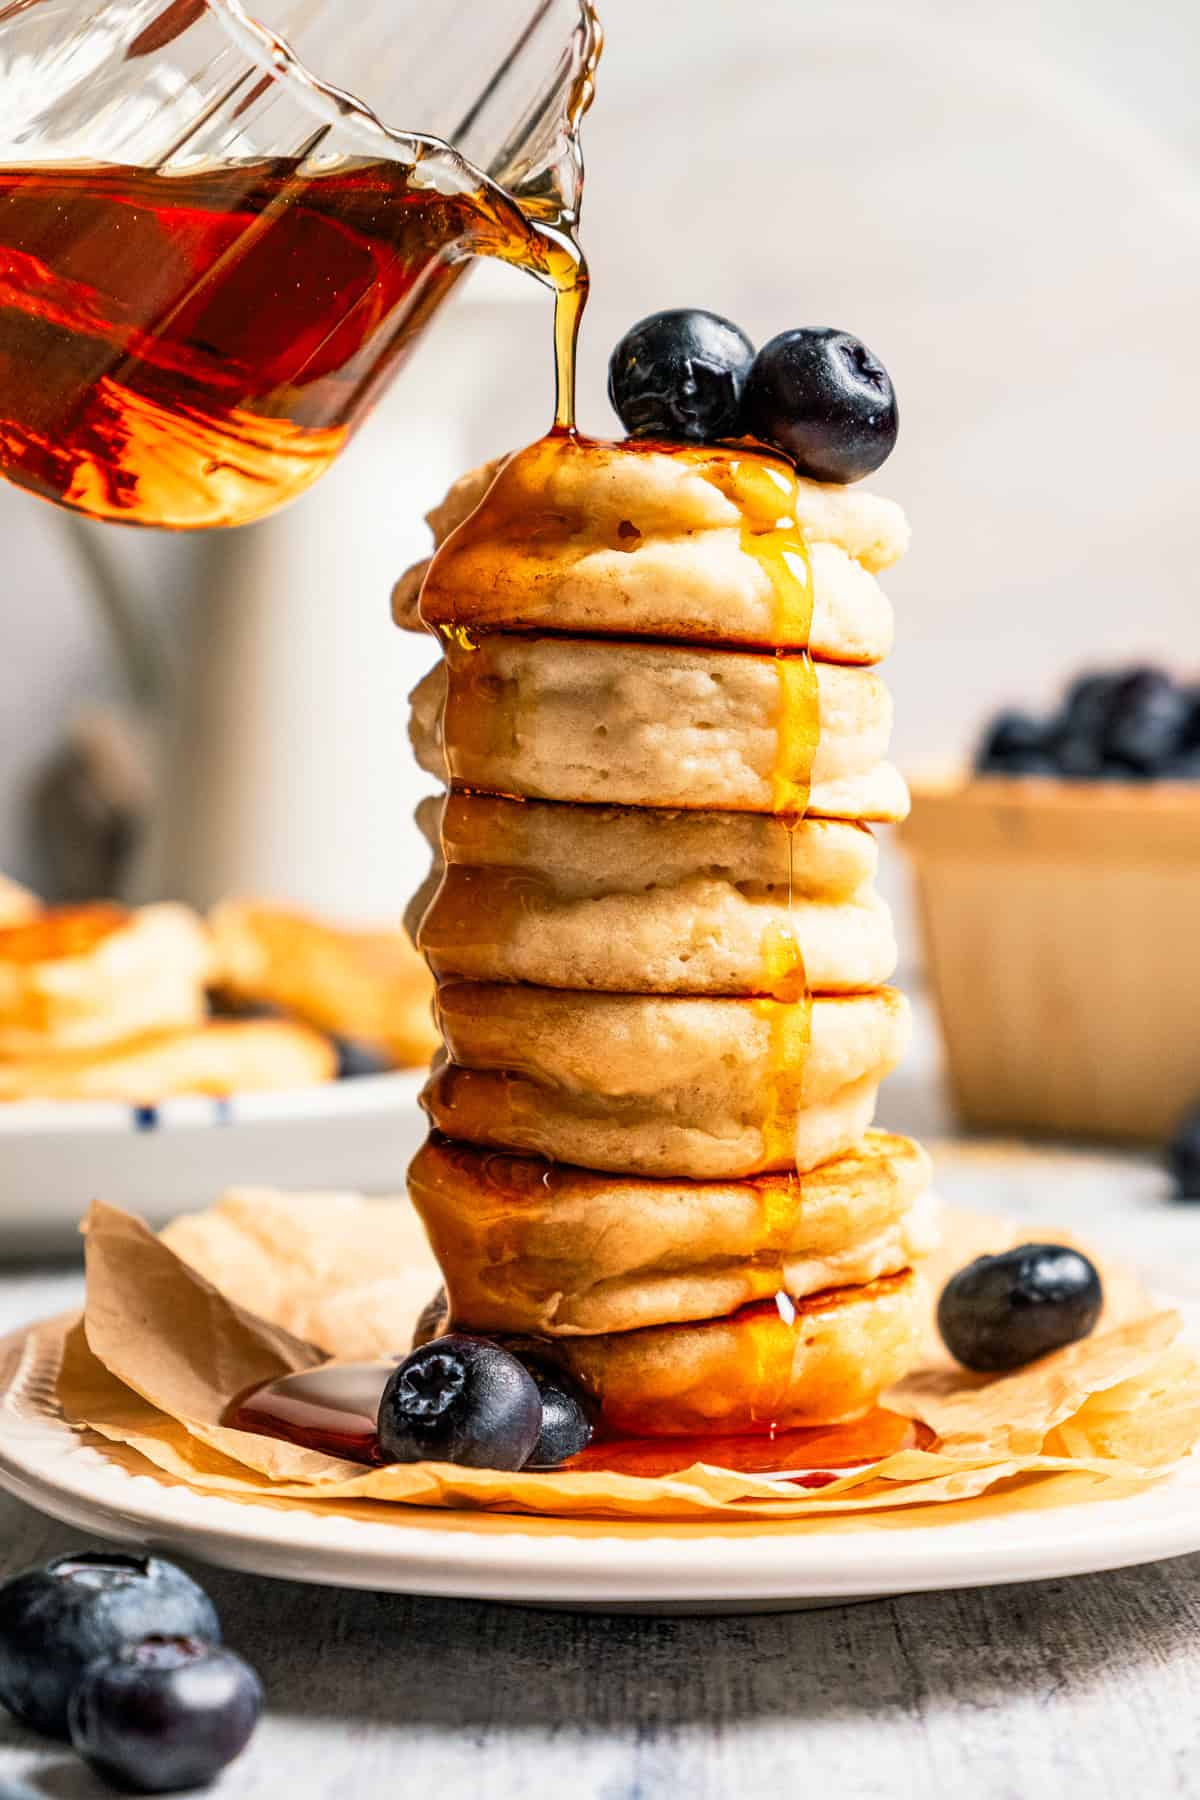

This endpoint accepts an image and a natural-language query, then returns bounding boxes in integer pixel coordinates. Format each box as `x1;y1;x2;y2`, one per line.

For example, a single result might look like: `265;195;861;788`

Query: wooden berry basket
899;772;1200;1141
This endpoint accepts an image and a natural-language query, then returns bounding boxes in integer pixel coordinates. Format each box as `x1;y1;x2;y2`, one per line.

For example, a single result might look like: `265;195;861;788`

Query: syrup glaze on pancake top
389;308;931;1450
414;434;906;655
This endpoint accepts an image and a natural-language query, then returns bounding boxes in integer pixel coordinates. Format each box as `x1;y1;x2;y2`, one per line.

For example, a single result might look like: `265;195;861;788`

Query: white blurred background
3;0;1199;953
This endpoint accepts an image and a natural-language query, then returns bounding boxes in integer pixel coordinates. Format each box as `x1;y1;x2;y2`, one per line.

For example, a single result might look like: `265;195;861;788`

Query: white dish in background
0;1072;426;1251
1;1309;1199;1615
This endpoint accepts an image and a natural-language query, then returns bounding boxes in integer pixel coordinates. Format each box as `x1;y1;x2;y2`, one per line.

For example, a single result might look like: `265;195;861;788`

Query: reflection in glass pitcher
0;0;600;528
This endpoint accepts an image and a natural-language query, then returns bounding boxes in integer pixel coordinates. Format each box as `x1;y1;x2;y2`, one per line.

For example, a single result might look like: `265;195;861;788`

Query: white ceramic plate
2;1312;1199;1615
0;1073;426;1251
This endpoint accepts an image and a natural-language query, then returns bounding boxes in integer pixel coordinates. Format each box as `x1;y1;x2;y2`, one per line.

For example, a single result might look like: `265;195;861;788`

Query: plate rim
2;1316;1199;1608
0;1068;426;1138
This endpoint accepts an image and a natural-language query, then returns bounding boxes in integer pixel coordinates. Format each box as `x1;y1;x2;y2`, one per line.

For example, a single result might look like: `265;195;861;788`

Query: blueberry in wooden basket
977;664;1200;780
1167;1103;1200;1201
975;710;1054;775
1099;667;1192;775
937;1244;1103;1372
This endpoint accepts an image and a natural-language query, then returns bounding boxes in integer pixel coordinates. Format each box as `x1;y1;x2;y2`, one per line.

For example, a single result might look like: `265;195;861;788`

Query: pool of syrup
230;1361;928;1483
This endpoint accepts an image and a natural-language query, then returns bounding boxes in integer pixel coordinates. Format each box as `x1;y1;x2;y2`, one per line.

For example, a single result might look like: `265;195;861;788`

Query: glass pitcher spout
0;1;601;529
210;0;602;235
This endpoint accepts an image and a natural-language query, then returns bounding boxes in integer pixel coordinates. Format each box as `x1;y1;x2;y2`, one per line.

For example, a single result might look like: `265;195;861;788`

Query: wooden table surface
1;1048;1199;1799
0;1492;1197;1800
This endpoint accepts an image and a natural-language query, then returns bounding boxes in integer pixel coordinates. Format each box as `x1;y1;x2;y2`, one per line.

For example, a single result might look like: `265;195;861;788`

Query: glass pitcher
0;0;600;528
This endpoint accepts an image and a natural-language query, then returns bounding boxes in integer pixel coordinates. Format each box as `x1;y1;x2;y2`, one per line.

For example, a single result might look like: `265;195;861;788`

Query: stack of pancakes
400;435;936;1437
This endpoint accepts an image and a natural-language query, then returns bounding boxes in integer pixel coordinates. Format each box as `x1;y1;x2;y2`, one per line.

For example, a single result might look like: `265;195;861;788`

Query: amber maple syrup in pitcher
0;0;598;527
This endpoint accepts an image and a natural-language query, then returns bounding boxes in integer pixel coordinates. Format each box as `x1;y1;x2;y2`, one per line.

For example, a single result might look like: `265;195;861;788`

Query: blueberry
1090;761;1143;782
0;1553;219;1740
519;1362;594;1468
68;1636;261;1794
975;710;1048;774
608;309;755;442
1099;668;1190;774
1166;1103;1200;1200
1182;685;1200;750
937;1244;1103;1372
1163;748;1200;780
741;327;897;482
1046;672;1124;775
331;1036;390;1080
1053;736;1105;778
987;751;1059;776
377;1334;542;1469
1059;670;1124;739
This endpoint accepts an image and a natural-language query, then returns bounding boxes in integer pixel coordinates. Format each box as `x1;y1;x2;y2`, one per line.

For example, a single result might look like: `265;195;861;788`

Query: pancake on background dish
0;899;371;1103
0;1017;334;1103
0;903;211;1059
210;901;438;1070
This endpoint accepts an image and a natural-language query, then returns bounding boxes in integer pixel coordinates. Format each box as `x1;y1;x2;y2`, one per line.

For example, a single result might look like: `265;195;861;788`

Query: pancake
408;437;900;659
409;635;909;821
523;1271;926;1435
0;1018;335;1103
409;794;895;994
210;901;438;1069
0;903;211;1059
409;1130;936;1337
425;985;910;1177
